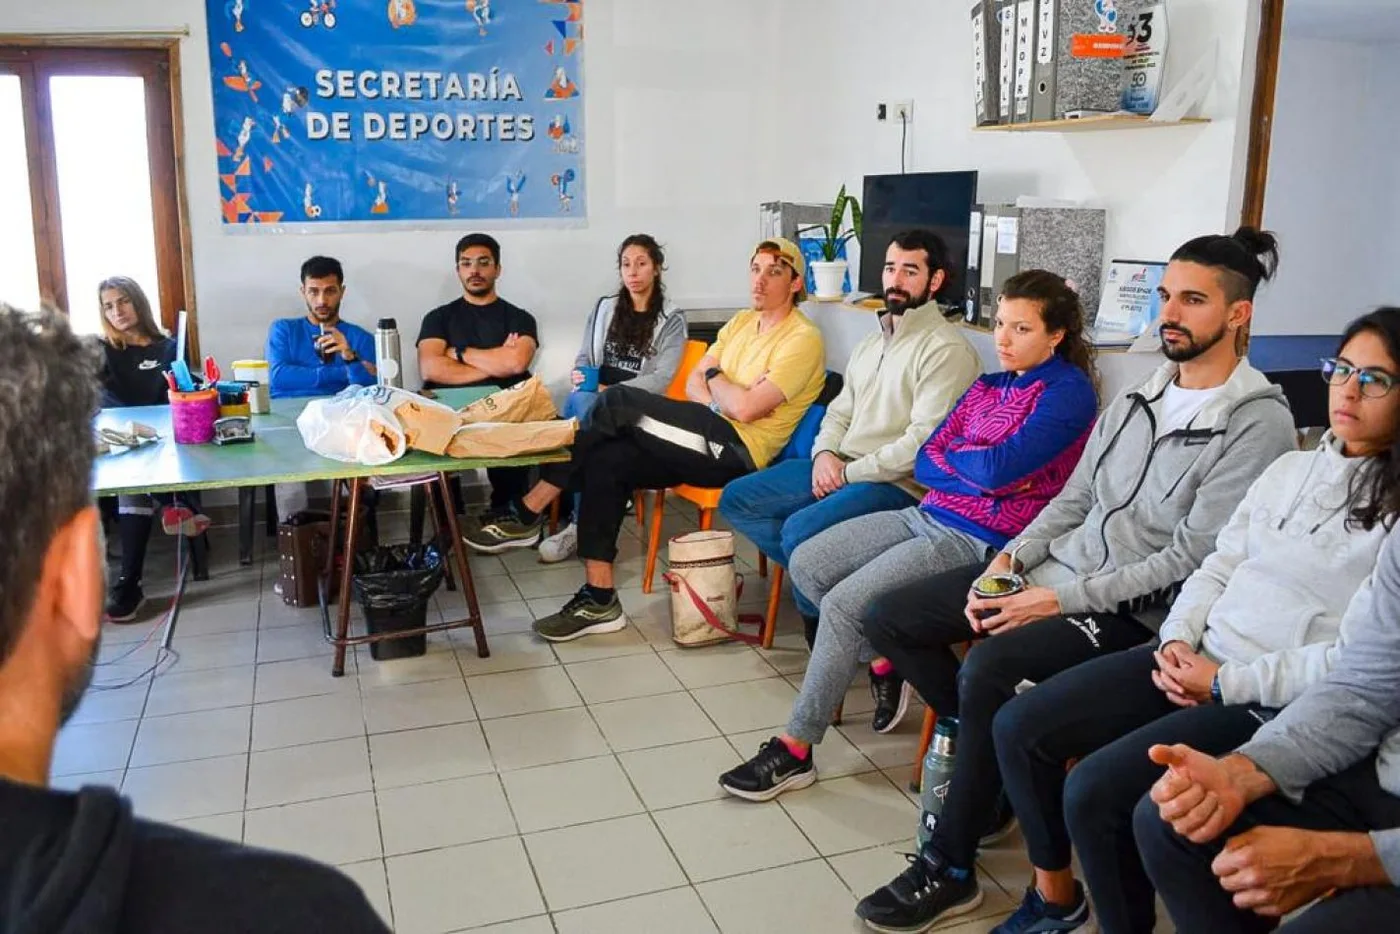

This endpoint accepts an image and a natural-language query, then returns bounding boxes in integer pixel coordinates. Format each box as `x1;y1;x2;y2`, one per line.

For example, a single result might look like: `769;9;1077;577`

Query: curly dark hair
604;234;667;357
1338;307;1400;531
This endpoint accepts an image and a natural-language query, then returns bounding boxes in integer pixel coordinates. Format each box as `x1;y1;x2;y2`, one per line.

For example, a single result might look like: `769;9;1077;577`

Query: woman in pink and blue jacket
719;270;1100;801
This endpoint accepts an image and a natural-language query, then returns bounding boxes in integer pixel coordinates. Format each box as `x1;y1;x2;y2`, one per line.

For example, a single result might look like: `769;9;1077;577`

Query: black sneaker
871;668;911;734
532;587;628;642
856;848;984;933
462;505;545;554
978;791;1019;848
105;577;145;623
990;881;1093;933
719;737;817;802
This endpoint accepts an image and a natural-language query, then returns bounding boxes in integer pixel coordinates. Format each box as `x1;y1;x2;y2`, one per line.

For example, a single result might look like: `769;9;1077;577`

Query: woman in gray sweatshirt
542;233;687;561
991;307;1400;934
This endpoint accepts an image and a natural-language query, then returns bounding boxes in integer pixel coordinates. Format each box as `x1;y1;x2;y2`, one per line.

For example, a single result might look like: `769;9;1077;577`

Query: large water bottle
374;317;403;388
917;717;958;849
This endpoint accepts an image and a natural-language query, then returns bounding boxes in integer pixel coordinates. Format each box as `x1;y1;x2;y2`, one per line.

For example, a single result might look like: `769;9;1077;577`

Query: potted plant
800;184;862;300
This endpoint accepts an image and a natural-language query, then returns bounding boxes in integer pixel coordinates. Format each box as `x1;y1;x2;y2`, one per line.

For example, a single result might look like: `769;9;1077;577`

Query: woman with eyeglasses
985;306;1400;934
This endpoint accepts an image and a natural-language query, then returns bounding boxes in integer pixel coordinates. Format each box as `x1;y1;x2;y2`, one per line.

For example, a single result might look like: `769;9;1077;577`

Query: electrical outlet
876;100;914;123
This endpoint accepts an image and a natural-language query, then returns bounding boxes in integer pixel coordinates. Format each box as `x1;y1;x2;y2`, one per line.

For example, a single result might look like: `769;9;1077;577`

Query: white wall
773;0;1258;274
2;0;789;397
4;0;1261;386
1262;36;1400;334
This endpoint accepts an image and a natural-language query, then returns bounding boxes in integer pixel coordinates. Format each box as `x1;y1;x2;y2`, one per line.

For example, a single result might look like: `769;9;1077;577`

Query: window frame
0;39;196;352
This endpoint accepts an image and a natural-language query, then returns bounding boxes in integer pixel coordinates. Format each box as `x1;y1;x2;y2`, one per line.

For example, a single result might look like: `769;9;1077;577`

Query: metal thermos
374;317;403;388
917;717;958;849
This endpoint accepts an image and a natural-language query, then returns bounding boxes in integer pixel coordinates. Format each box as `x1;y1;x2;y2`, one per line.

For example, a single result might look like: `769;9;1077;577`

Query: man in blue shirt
265;256;378;521
266;255;377;398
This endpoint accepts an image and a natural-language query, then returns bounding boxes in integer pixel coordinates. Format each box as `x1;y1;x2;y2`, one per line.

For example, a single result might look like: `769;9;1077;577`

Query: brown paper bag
445;419;576;459
394;396;463;455
458;376;558;425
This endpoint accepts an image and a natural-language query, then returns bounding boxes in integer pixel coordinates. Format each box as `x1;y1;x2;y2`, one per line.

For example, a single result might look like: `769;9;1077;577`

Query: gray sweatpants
784;506;993;744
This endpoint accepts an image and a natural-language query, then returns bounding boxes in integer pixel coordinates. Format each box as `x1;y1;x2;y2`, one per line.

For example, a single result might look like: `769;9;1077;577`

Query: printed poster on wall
207;0;585;227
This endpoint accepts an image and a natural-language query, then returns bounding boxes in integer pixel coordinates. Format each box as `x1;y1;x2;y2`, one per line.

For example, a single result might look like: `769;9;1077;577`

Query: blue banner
207;0;585;226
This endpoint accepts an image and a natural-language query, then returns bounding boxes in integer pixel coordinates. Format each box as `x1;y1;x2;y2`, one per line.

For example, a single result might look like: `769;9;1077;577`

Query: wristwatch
704;366;723;383
1210;673;1223;705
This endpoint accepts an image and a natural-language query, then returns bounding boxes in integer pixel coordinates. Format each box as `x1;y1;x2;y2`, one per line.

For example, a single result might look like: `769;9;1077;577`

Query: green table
92;387;563;496
94;387;570;675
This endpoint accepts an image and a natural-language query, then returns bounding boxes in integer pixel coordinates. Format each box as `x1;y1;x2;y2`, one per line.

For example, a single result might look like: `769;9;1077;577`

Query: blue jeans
718;458;914;616
559;390;601;521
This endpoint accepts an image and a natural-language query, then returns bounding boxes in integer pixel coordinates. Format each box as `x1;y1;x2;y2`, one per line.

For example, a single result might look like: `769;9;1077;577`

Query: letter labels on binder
1032;0;1058;122
1013;0;1035;123
971;1;1000;126
997;0;1016;125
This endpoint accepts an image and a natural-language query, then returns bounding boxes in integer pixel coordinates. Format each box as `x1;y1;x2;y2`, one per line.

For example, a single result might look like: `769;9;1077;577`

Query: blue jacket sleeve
345;324;378;388
941;369;1097;494
267;319;328;397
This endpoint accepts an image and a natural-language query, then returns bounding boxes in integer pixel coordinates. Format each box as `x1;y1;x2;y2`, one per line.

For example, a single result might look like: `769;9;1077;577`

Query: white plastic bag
296;387;406;466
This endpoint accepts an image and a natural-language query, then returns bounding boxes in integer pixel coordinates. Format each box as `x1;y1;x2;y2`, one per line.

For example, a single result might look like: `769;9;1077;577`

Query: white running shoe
538;522;578;564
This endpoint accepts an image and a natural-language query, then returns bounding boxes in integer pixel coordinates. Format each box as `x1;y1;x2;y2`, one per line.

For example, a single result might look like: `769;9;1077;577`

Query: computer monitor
859;171;979;303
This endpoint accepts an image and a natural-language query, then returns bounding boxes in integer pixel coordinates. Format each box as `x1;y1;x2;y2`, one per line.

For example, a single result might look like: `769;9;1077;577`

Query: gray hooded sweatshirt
573;295;687;395
1008;359;1297;623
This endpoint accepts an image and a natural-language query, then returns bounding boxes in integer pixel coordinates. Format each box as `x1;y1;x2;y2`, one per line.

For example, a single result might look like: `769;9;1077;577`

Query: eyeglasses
1320;357;1399;397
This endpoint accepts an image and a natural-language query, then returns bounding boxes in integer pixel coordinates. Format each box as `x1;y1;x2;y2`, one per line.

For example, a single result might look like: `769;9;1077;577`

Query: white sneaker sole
537;542;577;564
534;614;629;643
720;765;817;802
462;527;544;555
874;681;913;735
860;886;984;933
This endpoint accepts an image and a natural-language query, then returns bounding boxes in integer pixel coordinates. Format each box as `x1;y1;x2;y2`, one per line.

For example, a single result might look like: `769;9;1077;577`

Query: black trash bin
352;545;446;661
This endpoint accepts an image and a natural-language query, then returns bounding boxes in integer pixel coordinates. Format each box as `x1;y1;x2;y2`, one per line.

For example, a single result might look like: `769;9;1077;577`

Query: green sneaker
462;508;545;554
533;588;629;642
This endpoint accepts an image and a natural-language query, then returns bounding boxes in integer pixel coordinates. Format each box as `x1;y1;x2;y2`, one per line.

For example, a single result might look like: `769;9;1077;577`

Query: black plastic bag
352;544;446;611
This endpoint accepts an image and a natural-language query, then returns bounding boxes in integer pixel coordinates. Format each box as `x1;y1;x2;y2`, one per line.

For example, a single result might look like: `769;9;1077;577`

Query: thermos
374;317;403;388
917;717;958;849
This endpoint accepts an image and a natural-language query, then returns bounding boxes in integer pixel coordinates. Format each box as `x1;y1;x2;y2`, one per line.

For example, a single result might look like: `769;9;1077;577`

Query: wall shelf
976;114;1210;133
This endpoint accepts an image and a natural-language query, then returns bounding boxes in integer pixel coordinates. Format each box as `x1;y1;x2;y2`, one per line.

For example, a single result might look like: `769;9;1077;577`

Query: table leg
426;485;458;593
324;481;342;583
238;487;254;566
436;471;489;658
330;479;363;677
409;484;426;545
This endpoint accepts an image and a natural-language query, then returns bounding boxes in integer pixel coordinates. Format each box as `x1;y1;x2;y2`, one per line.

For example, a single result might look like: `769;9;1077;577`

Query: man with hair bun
852;228;1299;934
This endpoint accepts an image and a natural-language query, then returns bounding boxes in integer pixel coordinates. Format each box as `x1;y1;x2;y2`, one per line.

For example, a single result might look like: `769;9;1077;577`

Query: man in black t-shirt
0;304;388;934
417;232;540;509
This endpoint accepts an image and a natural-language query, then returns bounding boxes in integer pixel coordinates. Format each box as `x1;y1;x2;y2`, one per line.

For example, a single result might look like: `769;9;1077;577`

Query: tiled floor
63;503;1055;933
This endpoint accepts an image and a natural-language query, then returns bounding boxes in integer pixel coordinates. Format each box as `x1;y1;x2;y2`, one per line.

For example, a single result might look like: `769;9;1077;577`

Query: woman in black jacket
97;277;206;621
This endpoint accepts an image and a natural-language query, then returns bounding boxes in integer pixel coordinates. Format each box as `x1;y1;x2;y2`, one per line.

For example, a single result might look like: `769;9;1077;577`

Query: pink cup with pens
169;388;219;444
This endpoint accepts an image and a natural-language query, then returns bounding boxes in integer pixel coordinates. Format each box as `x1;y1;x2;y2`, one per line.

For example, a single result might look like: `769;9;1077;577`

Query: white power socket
876;100;914;123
